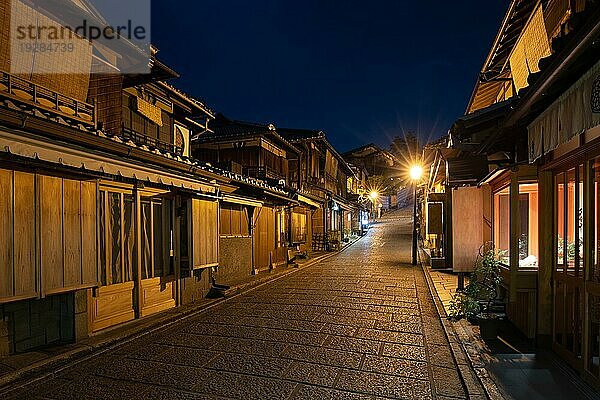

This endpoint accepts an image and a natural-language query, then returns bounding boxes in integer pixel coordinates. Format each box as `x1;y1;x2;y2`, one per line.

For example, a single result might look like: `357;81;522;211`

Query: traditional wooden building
0;0;248;353
438;0;600;387
192;117;314;281
343;143;400;179
278;128;362;250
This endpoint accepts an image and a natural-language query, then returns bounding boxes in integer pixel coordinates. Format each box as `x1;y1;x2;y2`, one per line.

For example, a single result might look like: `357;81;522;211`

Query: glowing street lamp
410;165;424;182
410;164;423;265
368;191;379;222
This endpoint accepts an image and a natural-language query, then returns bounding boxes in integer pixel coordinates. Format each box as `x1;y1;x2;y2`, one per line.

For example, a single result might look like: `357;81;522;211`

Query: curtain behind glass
99;191;106;286
141;200;152;279
124;195;135;282
109;193;122;284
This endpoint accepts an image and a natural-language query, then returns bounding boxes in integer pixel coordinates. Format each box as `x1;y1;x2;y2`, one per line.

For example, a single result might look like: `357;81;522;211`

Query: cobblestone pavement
6;210;468;399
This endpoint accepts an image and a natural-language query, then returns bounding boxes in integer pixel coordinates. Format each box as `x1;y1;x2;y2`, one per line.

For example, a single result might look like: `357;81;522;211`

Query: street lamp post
369;191;379;223
409;165;423;266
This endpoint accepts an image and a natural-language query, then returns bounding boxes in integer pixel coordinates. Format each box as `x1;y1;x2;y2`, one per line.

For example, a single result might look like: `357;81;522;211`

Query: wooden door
253;206;275;271
553;168;585;368
90;186;136;332
139;193;176;318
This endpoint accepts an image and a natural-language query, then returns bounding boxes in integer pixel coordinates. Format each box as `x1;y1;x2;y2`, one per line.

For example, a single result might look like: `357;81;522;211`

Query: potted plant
449;244;504;340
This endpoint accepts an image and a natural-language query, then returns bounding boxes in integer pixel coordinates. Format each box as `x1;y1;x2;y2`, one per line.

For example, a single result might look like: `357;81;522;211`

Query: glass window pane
109;192;122;284
123;195;135;282
518;183;539;268
141;200;152;280
557;173;565;269
494;187;510;264
99;191;106;286
567;168;576;275
577;165;584;277
153;201;164;277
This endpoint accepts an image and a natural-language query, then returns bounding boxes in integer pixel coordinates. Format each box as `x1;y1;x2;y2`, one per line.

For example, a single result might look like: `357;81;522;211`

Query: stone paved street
5;210;468;399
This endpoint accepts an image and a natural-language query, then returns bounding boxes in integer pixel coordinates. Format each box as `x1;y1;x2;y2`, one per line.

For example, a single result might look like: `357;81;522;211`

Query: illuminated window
556;167;584;276
493;187;510;265
518;183;539;268
493;182;539;269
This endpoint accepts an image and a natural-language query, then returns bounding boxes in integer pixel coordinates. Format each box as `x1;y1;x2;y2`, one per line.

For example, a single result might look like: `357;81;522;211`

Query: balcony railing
0;70;95;127
121;126;183;156
243;166;286;183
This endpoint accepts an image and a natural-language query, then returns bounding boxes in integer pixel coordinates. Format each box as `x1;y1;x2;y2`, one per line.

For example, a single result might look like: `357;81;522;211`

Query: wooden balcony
243;166;286;183
121;126;184;156
0;70;95;127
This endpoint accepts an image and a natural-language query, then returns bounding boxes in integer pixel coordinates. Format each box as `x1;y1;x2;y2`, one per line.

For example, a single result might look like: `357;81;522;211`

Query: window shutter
191;199;219;269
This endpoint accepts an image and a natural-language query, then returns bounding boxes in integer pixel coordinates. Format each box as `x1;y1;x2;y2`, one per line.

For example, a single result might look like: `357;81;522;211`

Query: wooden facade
436;0;600;388
0;170;98;303
0;0;366;356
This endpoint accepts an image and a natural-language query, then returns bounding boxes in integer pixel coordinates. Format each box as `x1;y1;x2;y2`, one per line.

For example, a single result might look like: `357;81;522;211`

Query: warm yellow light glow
369;191;379;200
409;165;424;181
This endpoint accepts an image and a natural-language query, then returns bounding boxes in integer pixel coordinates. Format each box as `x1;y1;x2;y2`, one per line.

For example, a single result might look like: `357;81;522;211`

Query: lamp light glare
409;165;424;181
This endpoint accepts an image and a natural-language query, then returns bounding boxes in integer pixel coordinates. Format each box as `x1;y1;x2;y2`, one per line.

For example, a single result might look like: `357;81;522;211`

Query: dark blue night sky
151;1;508;152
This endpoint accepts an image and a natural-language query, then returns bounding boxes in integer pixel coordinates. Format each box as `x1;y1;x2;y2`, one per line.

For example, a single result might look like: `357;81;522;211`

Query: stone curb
0;236;365;394
419;248;505;400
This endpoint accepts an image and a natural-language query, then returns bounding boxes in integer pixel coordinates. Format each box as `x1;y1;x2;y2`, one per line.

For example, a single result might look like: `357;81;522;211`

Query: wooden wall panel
192;199;201;268
140;277;175;317
253;207;275;270
192;199;219;268
0;169;13;299
80;181;98;285
89;281;135;332
231;207;242;236
13;172;35;297
63;180;82;288
39;176;64;292
311;208;324;235
207;201;218;264
452;187;483;273
0;170;97;303
220;207;231;235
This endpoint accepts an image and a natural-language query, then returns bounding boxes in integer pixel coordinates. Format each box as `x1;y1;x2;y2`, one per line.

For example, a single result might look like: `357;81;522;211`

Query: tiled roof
0;96;290;197
158;82;216;117
277;127;324;142
193;116;300;154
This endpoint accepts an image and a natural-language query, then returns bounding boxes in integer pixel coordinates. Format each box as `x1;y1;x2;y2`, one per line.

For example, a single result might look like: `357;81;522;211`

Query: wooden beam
537;170;553;345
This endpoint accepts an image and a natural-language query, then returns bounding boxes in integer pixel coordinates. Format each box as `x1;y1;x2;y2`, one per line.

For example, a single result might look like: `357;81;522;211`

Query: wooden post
537;170;553;346
509;172;520;306
134;187;142;319
583;162;592;367
173;195;180;306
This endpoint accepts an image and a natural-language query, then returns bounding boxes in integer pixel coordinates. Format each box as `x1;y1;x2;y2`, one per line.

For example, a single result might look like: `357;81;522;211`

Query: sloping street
4;209;470;400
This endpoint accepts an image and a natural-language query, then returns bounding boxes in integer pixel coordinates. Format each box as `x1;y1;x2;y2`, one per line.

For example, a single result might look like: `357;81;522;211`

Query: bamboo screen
136;97;163;126
0;0;12;74
3;0;92;101
544;0;569;39
510;3;551;93
87;71;123;134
